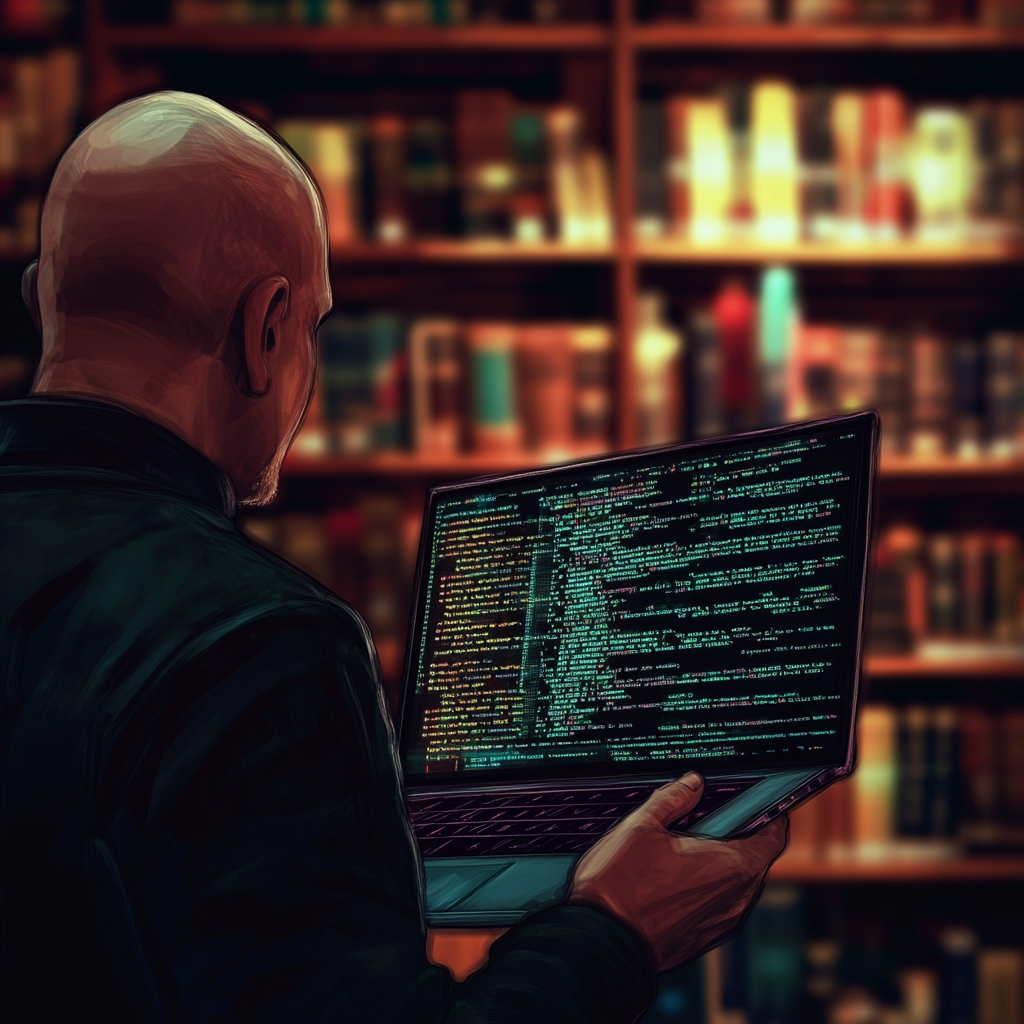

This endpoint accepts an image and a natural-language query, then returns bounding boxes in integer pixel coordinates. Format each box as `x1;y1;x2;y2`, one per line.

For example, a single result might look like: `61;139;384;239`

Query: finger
637;772;704;828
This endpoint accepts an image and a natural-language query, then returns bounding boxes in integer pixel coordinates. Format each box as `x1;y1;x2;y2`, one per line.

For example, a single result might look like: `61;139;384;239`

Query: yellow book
853;705;897;859
751;81;799;243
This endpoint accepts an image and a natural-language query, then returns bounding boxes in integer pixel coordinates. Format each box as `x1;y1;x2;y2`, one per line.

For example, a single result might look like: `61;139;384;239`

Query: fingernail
681;772;702;790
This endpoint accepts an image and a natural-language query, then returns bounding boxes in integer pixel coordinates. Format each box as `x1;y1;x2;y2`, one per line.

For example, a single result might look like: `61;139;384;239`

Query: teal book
747;884;803;1024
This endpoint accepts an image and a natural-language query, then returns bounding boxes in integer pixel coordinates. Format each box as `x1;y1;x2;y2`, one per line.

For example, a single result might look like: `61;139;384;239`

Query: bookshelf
13;1;1024;1017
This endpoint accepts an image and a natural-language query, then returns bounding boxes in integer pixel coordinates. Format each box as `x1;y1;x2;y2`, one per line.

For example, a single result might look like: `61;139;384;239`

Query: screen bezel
398;411;879;789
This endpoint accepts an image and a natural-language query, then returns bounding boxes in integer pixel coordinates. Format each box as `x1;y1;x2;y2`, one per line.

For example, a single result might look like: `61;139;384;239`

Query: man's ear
241;275;289;398
21;260;41;335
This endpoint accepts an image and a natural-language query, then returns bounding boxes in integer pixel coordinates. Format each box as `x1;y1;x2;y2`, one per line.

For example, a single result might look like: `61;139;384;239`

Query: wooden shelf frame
82;0;1024;460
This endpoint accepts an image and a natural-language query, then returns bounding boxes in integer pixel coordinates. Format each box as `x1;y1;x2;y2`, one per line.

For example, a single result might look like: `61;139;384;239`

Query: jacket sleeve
98;601;656;1024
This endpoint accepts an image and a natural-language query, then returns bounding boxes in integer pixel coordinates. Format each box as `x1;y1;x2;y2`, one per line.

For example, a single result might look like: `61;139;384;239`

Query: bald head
28;91;333;504
37;91;327;353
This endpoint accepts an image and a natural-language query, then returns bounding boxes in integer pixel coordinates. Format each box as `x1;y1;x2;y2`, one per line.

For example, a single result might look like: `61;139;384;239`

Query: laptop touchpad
425;861;515;911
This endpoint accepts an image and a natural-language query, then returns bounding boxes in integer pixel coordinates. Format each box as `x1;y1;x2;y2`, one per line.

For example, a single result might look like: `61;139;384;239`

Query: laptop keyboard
410;778;759;857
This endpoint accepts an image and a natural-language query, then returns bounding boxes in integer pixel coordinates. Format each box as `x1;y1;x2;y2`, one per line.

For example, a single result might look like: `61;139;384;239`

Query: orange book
516;324;575;459
820;775;854;860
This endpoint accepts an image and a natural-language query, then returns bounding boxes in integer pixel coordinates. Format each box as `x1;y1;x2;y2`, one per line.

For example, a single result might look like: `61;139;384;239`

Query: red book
865;89;908;240
712;278;756;430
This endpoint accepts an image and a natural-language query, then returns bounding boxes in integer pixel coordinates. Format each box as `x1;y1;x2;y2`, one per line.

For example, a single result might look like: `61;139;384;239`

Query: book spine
977;949;1024;1024
959;707;1000;847
896;705;930;838
516;324;575;458
751;81;799;243
854;704;897;857
928;705;959;839
927;533;960;636
635;100;669;239
985;332;1024;458
368;115;408;243
688;309;723;439
570;325;614;453
408;319;465;454
466;323;522;452
952;338;985;459
909;331;952;457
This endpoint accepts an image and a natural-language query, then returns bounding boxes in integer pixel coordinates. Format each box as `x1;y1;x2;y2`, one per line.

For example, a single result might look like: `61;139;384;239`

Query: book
510;109;548;243
688;309;723;440
466;322;522;452
959;532;988;637
959;707;1000;847
832;91;868;241
928;706;959;839
995;103;1024;231
896;705;930;838
455;90;515;239
516;324;574;458
751;81;799;243
909;330;951;457
865;88;907;241
991;532;1022;641
927;533;960;636
408;319;464;454
367;115;409;243
952;337;985;459
800;89;840;241
985;332;1024;458
634;292;684;446
746;886;803;1024
757;268;794;428
713;278;757;432
546;106;588;244
839;327;880;413
938;929;979;1024
788;324;840;422
977;949;1024;1024
686;98;733;243
579;148;612;244
570;324;614;454
404;117;456;238
636;100;669;239
853;704;897;858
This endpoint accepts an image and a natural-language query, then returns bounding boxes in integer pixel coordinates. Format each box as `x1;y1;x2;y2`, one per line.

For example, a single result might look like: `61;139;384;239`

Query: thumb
638;772;704;828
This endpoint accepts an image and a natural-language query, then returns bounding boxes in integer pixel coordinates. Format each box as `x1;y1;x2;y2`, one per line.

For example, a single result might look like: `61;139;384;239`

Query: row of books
172;0;598;23
788;703;1024;862
642;271;1024;457
871;526;1024;655
637;84;1024;244
294;314;617;458
277;99;612;245
658;890;1024;1024
0;49;80;251
649;0;1024;26
162;0;1024;24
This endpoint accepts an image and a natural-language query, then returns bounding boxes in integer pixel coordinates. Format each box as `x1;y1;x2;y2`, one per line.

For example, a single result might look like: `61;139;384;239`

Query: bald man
0;92;785;1023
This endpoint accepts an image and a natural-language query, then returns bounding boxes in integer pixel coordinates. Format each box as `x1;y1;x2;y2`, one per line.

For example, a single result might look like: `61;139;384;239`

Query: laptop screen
400;413;877;786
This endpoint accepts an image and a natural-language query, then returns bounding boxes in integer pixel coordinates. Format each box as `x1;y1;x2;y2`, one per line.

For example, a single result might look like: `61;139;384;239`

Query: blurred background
2;0;1024;1019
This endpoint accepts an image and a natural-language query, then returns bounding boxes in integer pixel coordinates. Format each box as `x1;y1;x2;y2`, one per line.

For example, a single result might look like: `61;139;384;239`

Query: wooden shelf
637;237;1024;265
330;240;615;263
866;654;1024;678
771;855;1024;882
632;22;1024;49
100;22;612;52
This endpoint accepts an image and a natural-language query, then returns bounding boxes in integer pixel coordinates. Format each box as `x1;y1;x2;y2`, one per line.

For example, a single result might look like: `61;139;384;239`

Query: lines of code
406;430;863;775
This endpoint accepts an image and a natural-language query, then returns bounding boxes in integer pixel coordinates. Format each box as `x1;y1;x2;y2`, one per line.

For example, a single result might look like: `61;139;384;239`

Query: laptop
398;411;879;926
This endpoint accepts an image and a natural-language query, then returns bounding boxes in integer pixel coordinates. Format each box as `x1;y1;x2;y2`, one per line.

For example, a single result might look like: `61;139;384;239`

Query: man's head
25;91;333;505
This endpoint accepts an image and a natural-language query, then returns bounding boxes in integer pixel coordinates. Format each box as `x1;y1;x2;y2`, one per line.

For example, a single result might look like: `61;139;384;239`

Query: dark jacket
0;396;654;1023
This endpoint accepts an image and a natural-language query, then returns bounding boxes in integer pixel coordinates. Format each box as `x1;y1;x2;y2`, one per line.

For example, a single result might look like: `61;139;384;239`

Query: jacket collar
0;395;236;518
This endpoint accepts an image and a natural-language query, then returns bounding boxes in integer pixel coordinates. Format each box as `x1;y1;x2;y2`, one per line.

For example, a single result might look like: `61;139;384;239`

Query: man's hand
567;773;788;973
